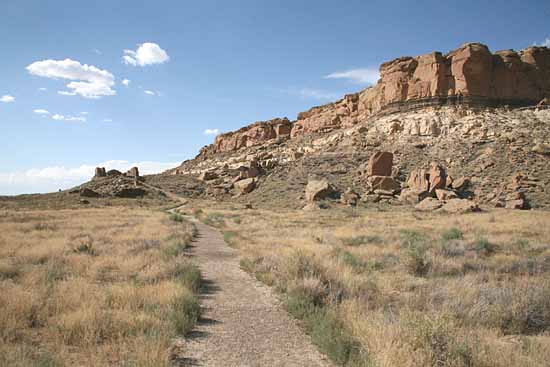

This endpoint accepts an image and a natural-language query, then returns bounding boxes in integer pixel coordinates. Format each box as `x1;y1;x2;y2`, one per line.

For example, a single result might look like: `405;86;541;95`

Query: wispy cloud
123;42;170;66
38;87;47;92
103;118;113;122
26;58;116;99
204;128;220;135
33;109;50;115
535;37;550;47
325;68;380;85
0;95;15;103
51;114;86;122
0;160;179;195
144;90;158;96
92;48;102;55
122;79;131;86
298;88;339;100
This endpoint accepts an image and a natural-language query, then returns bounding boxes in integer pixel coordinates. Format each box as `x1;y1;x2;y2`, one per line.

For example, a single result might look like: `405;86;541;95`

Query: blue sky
1;0;549;195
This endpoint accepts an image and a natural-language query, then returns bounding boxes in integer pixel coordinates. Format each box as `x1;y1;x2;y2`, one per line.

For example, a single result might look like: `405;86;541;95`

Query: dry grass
0;207;200;367
190;202;550;367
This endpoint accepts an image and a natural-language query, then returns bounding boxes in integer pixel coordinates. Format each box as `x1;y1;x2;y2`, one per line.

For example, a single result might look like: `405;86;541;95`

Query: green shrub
341;235;382;247
223;231;238;247
441;228;463;241
400;229;427;248
203;213;225;226
473;237;496;256
170;293;201;335
162;235;190;259
169;213;185;223
172;263;201;292
285;290;367;366
403;243;431;276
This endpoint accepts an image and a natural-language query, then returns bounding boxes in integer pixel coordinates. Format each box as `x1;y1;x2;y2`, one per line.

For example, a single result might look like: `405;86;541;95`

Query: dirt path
171;215;334;366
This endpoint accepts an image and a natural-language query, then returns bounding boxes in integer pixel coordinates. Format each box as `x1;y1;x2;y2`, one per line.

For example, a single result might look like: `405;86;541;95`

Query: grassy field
190;202;550;367
0;207;200;367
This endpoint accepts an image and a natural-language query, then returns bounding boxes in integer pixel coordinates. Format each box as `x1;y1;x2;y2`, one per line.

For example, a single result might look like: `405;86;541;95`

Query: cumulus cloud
122;79;131;86
26;59;116;99
123;42;170;66
204;128;220;135
0;95;15;103
325;68;380;85
0;160;179;195
33;109;50;115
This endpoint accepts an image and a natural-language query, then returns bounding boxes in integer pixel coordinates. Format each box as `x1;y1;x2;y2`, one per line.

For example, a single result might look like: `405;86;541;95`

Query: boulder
94;167;106;178
305;179;335;202
126;167;139;177
238;161;262;180
199;171;218;181
415;197;443;211
435;189;458;201
399;189;430;204
440;199;480;214
367;151;393;176
80;187;101;198
451;177;470;191
532;143;550;155
406;169;430;193
340;188;360;206
505;199;526;210
428;162;447;193
368;176;400;192
234;178;256;194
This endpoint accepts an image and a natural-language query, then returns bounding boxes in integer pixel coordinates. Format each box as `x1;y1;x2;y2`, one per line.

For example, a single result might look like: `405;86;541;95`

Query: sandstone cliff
192;42;549;157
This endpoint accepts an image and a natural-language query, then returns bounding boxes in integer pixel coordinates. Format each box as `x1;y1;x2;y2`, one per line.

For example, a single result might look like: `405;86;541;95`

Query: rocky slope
163;42;550;210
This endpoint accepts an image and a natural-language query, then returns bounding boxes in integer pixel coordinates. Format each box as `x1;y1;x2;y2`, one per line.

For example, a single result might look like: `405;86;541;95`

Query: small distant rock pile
74;166;148;199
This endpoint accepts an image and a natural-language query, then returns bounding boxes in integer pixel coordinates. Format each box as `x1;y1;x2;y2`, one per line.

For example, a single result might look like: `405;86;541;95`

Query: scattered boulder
399;189;430;204
428;162;447;193
199;171;218;181
94;167;106;178
505;192;527;210
367;151;393;176
440;199;480;214
234;178;256;194
305;179;335;202
126;167;139;177
451;177;470;191
415;197;443;211
79;199;90;205
368;176;400;192
532;143;550;155
238;161;262;180
406;169;430;192
80;187;101;198
340;188;360;206
435;189;458;201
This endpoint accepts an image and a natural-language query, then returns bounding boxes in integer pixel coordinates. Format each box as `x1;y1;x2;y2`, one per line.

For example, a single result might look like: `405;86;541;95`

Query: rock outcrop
200;118;292;156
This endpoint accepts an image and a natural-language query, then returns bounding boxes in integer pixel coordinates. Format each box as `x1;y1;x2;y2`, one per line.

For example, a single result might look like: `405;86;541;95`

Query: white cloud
92;48;102;55
122;79;131;86
0;160;179;195
0;95;15;103
38;87;47;92
51;114;86;122
144;90;156;96
324;68;380;85
123;42;170;66
26;58;116;99
538;37;550;47
204;128;220;135
33;109;50;115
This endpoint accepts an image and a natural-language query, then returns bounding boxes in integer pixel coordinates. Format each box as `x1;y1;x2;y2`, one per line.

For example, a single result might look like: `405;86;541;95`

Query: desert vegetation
192;203;550;367
0;207;200;367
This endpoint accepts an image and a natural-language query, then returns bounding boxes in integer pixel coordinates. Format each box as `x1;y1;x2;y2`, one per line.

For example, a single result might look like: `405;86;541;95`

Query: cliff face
195;43;550;157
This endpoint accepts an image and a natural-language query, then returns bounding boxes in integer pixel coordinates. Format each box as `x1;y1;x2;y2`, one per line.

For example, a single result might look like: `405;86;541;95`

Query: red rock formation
204;118;291;155
192;43;550;155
